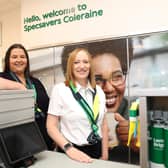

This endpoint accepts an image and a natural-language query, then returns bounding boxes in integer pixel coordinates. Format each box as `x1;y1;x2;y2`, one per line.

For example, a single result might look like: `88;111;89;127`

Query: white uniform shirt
48;82;106;145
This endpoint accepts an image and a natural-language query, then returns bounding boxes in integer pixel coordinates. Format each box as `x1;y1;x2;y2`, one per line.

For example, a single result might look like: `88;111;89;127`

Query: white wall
0;6;21;71
1;0;168;69
21;0;168;49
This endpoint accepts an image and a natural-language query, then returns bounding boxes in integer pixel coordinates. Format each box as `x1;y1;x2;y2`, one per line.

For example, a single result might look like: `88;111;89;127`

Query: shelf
126;88;168;97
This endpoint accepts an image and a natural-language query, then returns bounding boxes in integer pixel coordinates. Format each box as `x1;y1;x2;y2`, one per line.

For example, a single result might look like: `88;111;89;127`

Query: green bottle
149;111;165;168
164;121;168;168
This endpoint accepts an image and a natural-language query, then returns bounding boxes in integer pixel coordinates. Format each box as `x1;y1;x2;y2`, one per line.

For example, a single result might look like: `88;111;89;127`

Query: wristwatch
63;143;73;152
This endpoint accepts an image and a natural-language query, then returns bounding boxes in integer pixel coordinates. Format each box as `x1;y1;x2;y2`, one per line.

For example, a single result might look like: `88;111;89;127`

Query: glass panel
129;32;168;89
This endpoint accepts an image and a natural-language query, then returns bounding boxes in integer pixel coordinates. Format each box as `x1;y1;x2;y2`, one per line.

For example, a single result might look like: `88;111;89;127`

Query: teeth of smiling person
15;64;23;66
106;97;116;105
15;66;24;68
15;63;23;65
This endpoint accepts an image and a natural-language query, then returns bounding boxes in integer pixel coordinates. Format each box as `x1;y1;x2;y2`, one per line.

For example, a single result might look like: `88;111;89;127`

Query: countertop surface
30;151;140;168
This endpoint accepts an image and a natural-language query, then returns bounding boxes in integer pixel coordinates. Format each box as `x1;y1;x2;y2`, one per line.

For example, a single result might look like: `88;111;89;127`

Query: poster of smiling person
60;39;136;163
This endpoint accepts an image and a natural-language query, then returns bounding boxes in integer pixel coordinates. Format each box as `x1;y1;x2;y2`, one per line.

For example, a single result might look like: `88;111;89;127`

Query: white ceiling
0;0;20;14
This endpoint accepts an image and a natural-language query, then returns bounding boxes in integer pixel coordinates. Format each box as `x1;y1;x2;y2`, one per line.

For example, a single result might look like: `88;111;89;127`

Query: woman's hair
3;43;31;77
65;48;96;88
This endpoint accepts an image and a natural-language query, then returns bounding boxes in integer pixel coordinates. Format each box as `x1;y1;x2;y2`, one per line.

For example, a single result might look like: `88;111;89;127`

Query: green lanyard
69;81;99;134
9;72;41;113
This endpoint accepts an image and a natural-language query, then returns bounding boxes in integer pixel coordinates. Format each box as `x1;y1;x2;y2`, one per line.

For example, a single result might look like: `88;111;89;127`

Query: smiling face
9;48;28;75
92;53;126;113
72;50;90;84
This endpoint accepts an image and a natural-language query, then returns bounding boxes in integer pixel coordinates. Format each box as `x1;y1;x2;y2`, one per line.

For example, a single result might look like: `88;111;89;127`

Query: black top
0;72;54;150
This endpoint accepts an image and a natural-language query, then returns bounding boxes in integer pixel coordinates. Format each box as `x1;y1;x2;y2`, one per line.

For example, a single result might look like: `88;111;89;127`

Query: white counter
30;151;140;168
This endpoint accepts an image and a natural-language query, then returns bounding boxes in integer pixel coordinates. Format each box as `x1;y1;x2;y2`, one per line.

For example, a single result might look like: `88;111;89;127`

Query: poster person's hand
114;113;128;145
114;113;139;152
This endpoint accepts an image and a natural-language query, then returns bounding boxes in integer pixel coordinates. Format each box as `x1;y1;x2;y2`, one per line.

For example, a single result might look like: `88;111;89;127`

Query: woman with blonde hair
47;48;108;163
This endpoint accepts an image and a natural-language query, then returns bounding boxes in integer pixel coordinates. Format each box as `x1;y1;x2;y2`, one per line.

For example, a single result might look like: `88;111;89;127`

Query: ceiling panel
0;0;20;14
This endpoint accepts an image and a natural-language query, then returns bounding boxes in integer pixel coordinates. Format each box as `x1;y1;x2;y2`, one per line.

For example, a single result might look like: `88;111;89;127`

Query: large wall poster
60;38;130;150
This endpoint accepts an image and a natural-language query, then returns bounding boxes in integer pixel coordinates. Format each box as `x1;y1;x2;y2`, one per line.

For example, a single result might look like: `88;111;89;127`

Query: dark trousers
57;140;102;159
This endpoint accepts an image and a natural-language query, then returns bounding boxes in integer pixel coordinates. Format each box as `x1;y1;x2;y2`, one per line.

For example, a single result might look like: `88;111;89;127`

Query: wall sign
21;0;168;49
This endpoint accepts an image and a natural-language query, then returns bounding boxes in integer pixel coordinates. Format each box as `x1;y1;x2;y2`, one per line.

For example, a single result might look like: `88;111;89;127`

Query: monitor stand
0;149;11;168
0;157;6;168
13;156;37;168
0;154;36;168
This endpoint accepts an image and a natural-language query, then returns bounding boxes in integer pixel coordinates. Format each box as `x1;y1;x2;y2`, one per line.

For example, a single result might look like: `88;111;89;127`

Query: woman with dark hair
0;43;54;150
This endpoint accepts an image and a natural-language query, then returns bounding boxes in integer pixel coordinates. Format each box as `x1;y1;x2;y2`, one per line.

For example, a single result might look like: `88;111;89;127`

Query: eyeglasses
95;71;126;87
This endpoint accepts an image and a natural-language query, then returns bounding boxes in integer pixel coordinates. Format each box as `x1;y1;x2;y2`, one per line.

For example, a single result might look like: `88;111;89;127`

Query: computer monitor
0;122;47;167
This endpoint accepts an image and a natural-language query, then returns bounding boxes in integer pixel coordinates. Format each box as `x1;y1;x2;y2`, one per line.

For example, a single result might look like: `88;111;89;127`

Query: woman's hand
66;147;94;163
15;82;27;90
0;78;27;90
47;115;93;162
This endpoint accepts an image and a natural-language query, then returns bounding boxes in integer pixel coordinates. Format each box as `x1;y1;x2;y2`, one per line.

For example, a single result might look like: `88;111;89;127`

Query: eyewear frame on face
95;71;126;87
